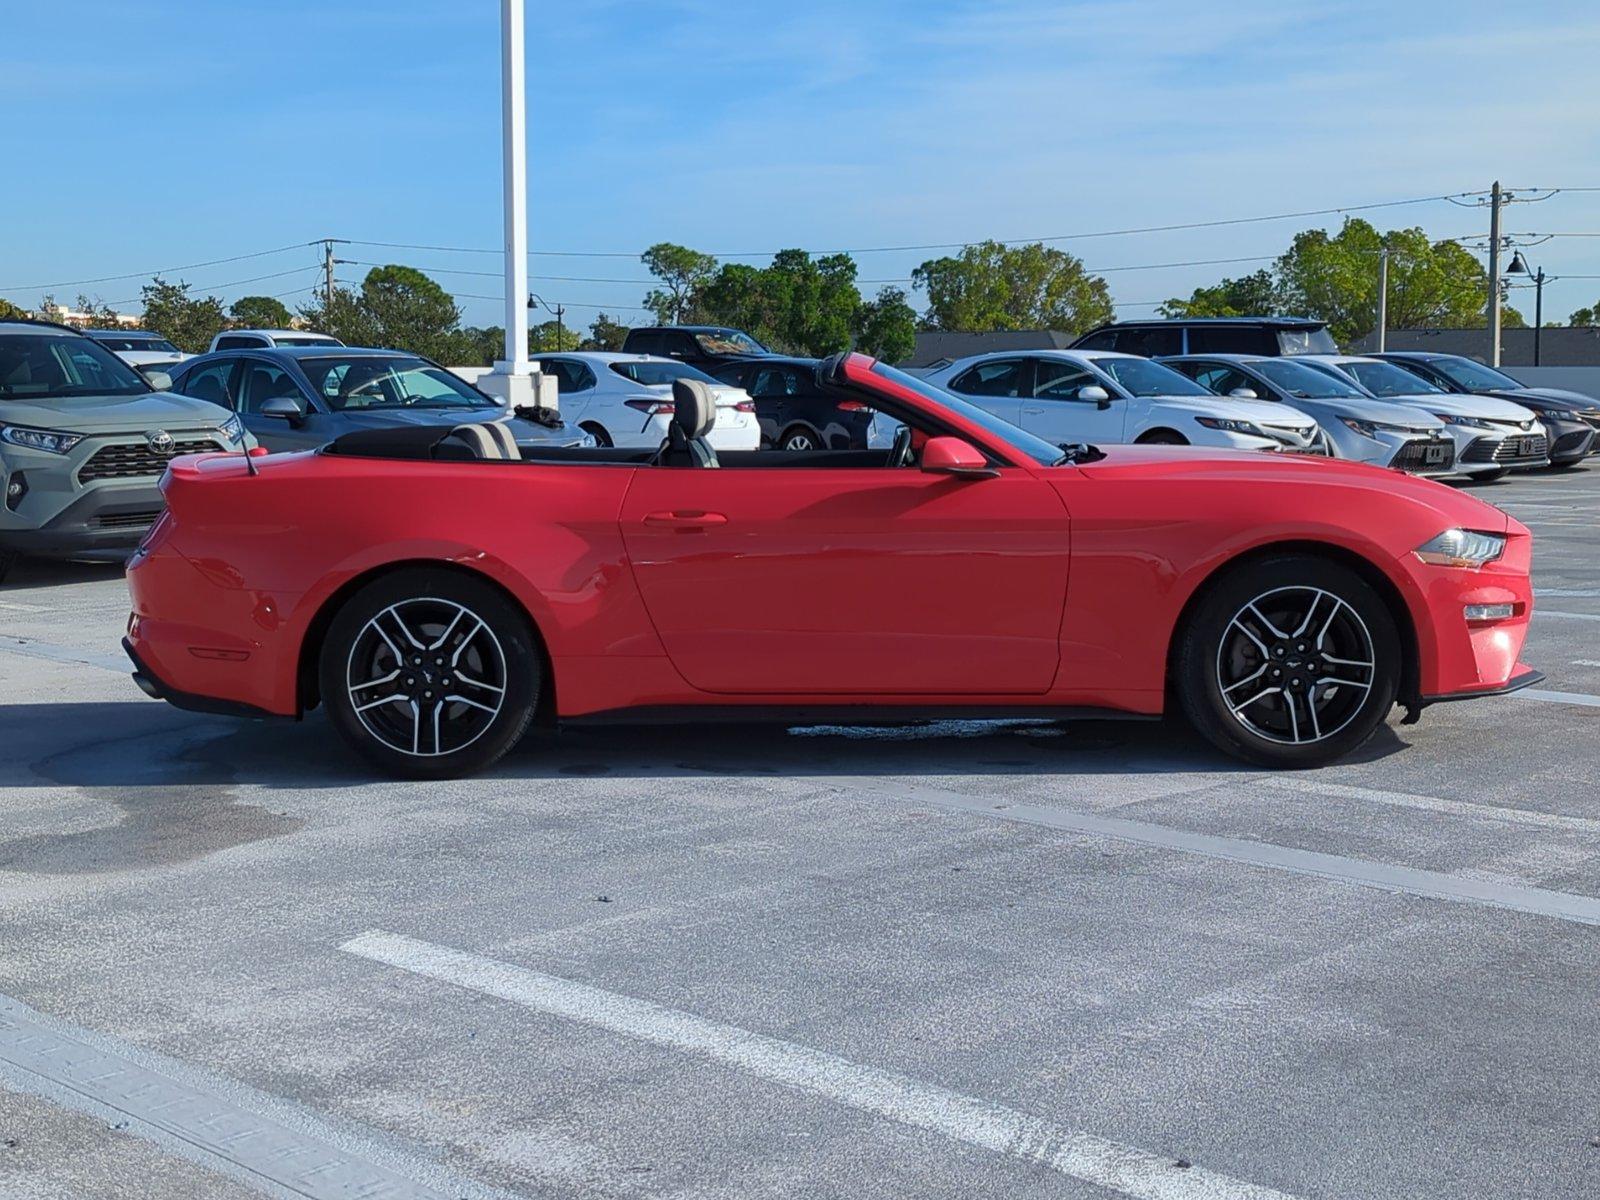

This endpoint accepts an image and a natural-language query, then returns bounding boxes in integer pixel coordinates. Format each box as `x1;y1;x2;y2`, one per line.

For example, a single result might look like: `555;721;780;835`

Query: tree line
5;216;1594;363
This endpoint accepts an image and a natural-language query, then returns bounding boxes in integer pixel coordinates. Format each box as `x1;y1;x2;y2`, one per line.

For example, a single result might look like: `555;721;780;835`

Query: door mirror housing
1228;387;1260;400
921;436;998;479
1077;385;1112;408
259;396;307;425
141;368;173;391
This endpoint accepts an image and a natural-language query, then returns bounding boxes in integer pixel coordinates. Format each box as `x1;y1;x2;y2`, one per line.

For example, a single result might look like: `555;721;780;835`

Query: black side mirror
259;396;306;426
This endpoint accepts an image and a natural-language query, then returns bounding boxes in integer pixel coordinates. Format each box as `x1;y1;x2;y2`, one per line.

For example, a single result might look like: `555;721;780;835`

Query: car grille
77;439;224;482
1461;434;1549;464
1392;438;1456;473
1552;429;1596;457
1261;424;1327;454
93;509;164;531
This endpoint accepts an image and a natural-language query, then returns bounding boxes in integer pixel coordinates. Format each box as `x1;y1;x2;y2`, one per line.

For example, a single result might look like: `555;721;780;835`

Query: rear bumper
123;636;289;720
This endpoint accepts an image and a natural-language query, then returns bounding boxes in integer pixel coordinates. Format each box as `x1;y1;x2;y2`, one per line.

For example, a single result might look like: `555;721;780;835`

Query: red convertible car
124;353;1539;778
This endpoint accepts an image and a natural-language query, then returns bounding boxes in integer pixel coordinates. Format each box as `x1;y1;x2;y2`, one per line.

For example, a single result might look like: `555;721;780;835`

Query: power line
0;241;318;292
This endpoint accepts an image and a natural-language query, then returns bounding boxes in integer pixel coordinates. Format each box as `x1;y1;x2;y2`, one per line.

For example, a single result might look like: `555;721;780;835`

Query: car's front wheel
319;569;541;778
1175;554;1400;768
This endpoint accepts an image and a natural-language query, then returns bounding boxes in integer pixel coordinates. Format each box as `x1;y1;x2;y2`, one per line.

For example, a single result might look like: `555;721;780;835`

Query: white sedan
922;350;1325;453
529;352;760;450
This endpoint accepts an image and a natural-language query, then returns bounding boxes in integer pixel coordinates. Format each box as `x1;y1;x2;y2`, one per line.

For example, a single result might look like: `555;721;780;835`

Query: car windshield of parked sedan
694;330;767;355
1253;358;1369;399
299;356;494;411
1086;357;1212;397
92;334;182;354
1425;357;1525;392
608;360;721;387
870;362;1071;467
0;332;151;399
1340;360;1445;397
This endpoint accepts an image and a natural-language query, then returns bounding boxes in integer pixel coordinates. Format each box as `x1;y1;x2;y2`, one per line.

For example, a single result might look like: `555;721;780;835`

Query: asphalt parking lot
1;467;1598;1200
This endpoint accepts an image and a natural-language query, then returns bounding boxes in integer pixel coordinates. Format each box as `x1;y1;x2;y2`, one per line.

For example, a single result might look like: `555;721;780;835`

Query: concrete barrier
1503;367;1600;401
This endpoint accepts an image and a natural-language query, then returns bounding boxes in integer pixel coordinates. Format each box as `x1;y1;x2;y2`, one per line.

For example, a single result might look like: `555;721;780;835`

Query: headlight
1431;412;1494;430
0;424;85;455
1541;409;1577;422
218;414;244;444
1339;417;1430;439
1414;528;1507;569
1195;416;1266;437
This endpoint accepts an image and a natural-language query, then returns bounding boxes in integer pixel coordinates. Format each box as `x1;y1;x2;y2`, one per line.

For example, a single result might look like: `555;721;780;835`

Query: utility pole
320;239;350;315
1534;266;1546;366
1376;247;1389;352
1487;180;1504;367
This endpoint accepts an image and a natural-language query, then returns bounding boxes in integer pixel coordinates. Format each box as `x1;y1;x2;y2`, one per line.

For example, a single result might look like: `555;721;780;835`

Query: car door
617;455;1071;696
943;358;1027;426
540;357;597;421
1022;358;1128;443
176;358;242;417
235;356;328;450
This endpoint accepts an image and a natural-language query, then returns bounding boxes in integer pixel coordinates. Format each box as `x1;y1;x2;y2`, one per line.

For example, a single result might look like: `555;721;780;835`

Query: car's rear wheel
779;426;822;451
319;569;540;778
1175;555;1400;768
1137;429;1188;445
580;422;612;448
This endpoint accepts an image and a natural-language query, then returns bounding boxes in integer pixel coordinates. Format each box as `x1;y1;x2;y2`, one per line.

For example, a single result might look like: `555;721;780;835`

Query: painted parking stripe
1536;609;1600;622
343;930;1300;1200
0;993;518;1200
1515;688;1600;710
838;779;1600;928
1537;588;1600;598
1262;777;1600;833
0;634;128;673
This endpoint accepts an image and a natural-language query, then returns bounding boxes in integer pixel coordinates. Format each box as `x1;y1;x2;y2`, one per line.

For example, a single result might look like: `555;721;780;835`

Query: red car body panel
124;353;1535;725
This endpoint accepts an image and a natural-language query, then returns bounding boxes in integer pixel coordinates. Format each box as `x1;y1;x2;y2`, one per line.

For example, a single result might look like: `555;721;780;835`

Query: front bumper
1543;421;1596;464
1453;428;1549;473
1420;665;1544;708
0;478;166;556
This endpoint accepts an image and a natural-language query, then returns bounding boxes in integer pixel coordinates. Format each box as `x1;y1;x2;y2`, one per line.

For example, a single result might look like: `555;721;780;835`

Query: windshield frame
0;331;153;401
1425;355;1525;392
1252;358;1370;400
1338;359;1444;397
1084;355;1213;398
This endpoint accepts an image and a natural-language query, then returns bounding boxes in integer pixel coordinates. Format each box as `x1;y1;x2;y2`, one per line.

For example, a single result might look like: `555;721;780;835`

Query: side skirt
562;704;1160;728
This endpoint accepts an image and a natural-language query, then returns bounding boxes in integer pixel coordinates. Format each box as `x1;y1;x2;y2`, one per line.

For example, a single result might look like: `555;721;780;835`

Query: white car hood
1393;391;1537;423
1150;394;1314;427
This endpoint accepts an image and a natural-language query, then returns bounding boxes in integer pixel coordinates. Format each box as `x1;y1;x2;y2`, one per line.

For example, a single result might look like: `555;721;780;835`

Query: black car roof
1087;316;1328;329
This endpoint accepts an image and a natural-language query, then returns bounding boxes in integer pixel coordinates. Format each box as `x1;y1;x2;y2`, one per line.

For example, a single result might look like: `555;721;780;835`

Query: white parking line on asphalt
1537;588;1600;598
1516;688;1600;710
839;779;1600;928
343;930;1301;1200
1536;609;1600;622
1262;777;1600;832
0;634;127;673
0;993;520;1200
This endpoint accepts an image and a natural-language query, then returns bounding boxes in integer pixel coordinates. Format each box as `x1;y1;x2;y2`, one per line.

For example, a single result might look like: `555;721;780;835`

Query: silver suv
0;321;253;583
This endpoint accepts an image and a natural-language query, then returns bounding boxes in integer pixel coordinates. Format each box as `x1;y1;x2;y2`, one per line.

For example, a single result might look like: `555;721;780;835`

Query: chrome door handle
643;510;728;529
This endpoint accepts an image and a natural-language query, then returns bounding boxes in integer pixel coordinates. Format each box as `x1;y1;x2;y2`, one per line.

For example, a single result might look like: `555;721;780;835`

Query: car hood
1277;395;1447;429
1392;391;1537;422
0;391;236;434
1073;444;1510;532
1488;386;1600;411
1149;394;1314;426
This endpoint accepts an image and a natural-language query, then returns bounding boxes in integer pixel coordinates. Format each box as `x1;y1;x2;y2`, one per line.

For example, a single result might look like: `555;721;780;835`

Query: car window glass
750;367;803;398
1074;330;1118;351
949;359;1024;397
236;361;302;414
1187;327;1274;355
214;335;259;351
1033;360;1097;399
181;361;238;409
1114;327;1183;357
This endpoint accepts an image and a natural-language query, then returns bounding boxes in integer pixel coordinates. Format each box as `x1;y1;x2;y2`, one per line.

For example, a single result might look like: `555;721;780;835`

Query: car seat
656;379;718;467
444;422;522;460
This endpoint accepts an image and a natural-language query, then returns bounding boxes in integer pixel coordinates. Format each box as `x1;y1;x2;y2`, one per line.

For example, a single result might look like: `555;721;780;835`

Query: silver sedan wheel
345;598;508;758
1215;585;1376;746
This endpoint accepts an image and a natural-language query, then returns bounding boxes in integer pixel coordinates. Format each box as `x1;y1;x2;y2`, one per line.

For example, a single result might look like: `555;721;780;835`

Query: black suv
709;356;881;450
1072;317;1338;358
620;325;771;370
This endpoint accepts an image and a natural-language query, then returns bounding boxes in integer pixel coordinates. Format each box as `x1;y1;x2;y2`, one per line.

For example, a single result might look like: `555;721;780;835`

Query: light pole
1376;247;1389;352
478;0;535;408
528;292;566;351
1505;251;1549;367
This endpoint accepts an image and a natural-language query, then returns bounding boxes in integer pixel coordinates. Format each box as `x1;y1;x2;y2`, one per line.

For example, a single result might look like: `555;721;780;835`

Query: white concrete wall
1503;367;1600;401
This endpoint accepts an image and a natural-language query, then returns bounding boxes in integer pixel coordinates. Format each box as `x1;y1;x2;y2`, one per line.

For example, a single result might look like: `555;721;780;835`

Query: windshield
92;334;181;354
298;356;494;411
694;330;767;355
1254;358;1368;399
0;332;150;399
869;361;1069;467
609;360;719;386
1277;327;1338;355
273;335;339;347
1086;356;1210;397
1427;356;1525;391
1340;359;1444;397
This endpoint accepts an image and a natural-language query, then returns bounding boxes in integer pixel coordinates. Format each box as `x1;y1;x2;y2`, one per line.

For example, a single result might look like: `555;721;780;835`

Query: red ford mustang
123;353;1539;778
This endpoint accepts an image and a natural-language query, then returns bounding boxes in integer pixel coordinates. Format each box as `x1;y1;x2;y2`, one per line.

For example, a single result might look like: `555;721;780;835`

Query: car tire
1175;554;1400;769
319;568;541;779
779;426;822;451
581;422;613;448
1137;429;1188;445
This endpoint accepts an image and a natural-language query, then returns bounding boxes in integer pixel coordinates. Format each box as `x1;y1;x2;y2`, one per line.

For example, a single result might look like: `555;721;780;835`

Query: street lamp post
1506;251;1549;368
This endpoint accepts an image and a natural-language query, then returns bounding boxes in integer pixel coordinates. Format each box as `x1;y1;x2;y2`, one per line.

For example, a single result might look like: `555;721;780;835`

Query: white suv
923;350;1325;453
207;329;343;353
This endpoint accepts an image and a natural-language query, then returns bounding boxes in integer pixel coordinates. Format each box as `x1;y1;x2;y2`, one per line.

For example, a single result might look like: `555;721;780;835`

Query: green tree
1;297;30;321
1275;219;1522;344
696;249;862;355
912;241;1114;334
585;312;630;350
229;295;292;329
1159;269;1282;318
357;265;465;360
852;286;918;363
1570;302;1600;327
297;285;379;347
530;320;582;352
640;242;718;323
459;326;504;366
140;278;227;353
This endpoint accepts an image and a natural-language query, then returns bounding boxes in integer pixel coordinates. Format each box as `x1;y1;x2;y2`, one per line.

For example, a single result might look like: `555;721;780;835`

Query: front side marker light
1464;603;1516;622
1414;528;1507;568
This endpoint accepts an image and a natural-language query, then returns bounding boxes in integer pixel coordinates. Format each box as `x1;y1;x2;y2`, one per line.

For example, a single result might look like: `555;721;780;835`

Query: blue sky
4;0;1599;330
